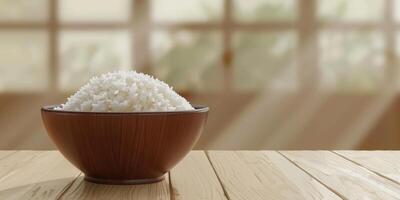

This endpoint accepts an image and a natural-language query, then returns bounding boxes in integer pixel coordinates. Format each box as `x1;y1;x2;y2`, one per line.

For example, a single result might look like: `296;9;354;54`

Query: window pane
394;1;400;22
0;0;48;22
318;0;384;22
152;0;223;22
233;32;297;90
0;31;48;92
59;31;131;91
234;0;296;22
151;31;222;91
319;31;384;91
59;0;130;22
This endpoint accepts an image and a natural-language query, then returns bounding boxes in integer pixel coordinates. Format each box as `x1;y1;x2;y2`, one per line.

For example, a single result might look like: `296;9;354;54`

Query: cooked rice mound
56;71;194;112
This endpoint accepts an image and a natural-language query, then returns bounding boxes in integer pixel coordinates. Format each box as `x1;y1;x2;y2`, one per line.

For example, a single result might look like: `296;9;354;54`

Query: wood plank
0;151;80;199
60;174;170;199
335;151;400;184
207;151;340;200
281;151;400;199
0;151;44;178
170;151;227;200
0;151;15;160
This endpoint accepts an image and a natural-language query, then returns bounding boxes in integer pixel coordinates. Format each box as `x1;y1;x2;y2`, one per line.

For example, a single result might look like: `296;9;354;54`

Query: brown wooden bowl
41;105;208;185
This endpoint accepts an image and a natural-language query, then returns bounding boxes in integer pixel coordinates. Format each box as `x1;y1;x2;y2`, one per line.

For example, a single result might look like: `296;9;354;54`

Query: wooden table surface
1;151;400;199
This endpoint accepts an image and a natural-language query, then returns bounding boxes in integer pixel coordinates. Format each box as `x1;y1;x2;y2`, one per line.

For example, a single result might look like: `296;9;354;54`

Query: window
234;0;297;22
233;32;297;90
59;30;131;91
151;31;223;91
59;0;130;23
152;0;223;22
318;0;384;22
319;30;385;91
0;0;395;93
0;0;48;22
0;30;48;91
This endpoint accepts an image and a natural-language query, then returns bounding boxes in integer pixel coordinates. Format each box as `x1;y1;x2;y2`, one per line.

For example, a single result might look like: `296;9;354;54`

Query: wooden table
1;151;400;199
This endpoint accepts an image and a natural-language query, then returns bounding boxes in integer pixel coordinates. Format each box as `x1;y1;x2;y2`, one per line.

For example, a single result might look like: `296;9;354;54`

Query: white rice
55;71;194;112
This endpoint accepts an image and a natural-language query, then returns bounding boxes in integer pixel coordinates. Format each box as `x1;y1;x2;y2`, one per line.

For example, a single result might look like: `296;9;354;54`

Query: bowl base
84;174;166;185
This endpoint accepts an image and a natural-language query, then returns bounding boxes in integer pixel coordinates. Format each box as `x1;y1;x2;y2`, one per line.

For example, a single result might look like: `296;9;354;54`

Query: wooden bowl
41;105;208;185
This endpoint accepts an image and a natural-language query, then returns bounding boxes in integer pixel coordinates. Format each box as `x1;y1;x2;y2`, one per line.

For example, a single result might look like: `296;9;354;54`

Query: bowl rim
41;104;209;115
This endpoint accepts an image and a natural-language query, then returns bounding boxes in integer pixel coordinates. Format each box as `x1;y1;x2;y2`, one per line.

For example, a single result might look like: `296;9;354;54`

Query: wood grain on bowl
41;105;208;185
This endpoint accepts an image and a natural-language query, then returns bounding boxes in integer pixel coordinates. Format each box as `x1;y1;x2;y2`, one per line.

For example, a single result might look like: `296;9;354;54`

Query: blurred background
0;0;399;150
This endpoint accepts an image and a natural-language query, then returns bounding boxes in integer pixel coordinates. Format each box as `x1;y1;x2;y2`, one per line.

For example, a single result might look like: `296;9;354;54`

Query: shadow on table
0;175;170;199
61;176;169;199
0;177;77;199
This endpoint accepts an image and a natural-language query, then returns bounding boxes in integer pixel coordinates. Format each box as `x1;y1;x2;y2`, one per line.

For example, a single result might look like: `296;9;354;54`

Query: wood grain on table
0;151;399;199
